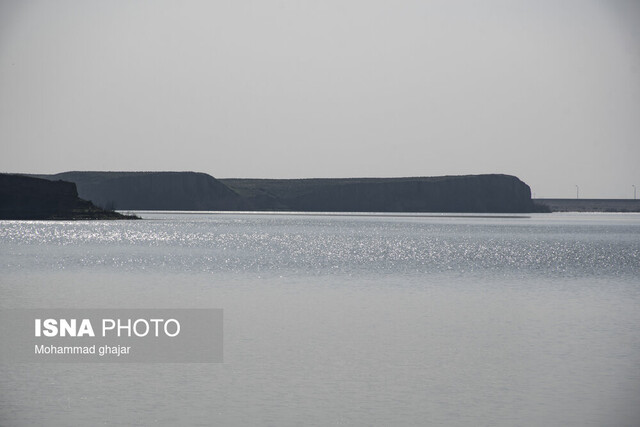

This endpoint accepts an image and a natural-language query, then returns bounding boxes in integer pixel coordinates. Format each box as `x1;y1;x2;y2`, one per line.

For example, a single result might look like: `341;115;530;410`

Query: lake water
1;212;639;426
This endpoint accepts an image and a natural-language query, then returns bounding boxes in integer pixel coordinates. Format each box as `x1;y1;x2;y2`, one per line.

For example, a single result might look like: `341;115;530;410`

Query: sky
1;0;639;198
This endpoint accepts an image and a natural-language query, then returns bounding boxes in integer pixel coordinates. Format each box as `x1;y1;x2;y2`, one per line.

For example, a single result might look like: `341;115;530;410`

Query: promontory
0;174;137;220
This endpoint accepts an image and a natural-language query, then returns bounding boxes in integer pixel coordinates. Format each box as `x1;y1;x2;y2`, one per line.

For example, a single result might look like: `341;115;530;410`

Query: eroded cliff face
224;174;535;213
35;172;535;213
47;171;245;211
0;174;132;219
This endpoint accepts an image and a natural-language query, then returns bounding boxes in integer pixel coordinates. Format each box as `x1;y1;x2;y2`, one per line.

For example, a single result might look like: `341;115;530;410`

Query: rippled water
1;212;639;426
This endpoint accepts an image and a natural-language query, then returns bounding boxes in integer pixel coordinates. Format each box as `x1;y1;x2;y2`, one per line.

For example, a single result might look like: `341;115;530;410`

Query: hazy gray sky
1;0;639;198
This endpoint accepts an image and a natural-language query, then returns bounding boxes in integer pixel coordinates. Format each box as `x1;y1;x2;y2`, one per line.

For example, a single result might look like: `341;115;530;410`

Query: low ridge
32;172;536;213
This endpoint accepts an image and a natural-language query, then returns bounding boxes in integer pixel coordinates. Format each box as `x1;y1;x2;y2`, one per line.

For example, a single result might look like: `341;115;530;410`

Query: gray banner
0;309;223;363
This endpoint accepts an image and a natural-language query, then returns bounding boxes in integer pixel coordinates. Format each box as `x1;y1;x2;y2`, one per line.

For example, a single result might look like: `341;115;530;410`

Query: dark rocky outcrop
34;171;535;213
0;174;137;220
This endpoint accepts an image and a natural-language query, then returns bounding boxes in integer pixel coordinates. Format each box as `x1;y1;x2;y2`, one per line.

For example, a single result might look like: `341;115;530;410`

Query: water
1;212;639;426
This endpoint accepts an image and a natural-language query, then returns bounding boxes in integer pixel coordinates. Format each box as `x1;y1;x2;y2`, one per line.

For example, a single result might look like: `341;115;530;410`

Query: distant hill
35;171;246;211
0;174;137;220
223;175;535;213
33;172;536;213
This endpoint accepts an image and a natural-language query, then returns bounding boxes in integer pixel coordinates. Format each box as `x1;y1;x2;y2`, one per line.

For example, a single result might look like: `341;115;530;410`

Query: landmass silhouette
0;174;138;220
29;171;540;214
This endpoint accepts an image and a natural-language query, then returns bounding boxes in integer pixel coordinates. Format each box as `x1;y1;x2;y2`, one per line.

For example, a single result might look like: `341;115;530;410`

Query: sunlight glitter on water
1;212;639;426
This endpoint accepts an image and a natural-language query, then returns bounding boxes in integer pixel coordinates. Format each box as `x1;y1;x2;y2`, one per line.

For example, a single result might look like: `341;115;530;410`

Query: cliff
0;174;137;220
40;171;245;211
223;175;535;213
34;172;535;213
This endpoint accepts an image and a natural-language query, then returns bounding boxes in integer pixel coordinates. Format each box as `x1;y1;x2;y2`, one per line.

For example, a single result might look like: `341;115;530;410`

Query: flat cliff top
222;174;525;196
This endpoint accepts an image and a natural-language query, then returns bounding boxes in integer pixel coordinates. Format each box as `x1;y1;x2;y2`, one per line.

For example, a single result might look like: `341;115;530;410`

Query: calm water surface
1;212;639;426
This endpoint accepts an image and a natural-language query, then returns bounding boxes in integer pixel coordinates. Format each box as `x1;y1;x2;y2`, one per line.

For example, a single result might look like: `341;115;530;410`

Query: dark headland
0;174;138;220
31;171;540;213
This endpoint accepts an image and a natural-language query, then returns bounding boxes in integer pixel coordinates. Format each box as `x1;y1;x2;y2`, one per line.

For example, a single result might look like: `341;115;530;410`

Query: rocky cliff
223;175;535;213
0;174;136;220
34;172;535;213
41;171;245;211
